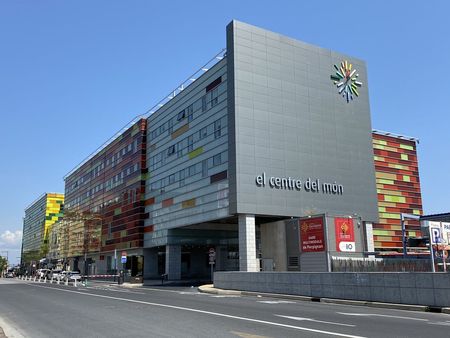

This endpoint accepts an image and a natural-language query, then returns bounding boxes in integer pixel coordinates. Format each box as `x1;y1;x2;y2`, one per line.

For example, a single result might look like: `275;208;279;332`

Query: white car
61;271;82;282
50;269;62;280
36;269;50;278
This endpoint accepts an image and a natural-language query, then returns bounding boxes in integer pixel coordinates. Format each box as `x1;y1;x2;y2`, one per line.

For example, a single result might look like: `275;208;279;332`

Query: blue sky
1;1;449;263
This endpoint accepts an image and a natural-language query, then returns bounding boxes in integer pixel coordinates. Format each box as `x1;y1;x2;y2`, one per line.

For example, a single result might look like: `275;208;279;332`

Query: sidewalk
198;284;450;314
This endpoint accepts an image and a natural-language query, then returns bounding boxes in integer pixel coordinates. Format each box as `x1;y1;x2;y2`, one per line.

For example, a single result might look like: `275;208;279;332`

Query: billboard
299;217;325;252
335;217;355;252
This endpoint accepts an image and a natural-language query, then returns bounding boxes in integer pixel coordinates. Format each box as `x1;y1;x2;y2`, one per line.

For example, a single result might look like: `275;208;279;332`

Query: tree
0;256;8;274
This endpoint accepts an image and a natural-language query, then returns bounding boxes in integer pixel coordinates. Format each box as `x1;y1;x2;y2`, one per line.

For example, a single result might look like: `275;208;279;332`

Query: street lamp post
400;213;421;258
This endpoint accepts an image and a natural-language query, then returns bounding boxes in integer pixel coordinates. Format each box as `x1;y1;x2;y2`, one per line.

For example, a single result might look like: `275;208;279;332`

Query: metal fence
331;257;433;272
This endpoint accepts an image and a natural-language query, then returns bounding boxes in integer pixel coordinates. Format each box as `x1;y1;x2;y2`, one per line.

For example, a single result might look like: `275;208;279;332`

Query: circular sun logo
330;60;363;102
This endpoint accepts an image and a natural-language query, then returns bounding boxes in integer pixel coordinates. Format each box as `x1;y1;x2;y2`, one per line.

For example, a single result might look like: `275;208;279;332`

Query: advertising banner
299;217;325;252
335;217;355;252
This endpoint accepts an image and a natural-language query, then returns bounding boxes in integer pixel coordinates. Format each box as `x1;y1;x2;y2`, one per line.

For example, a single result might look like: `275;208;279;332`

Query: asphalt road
0;278;449;338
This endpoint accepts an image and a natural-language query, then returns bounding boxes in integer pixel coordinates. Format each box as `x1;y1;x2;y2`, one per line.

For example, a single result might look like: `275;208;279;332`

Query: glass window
214;120;222;138
189;165;196;176
202;96;207;112
199;127;208;139
211;87;219;107
202;159;208;177
187;135;193;152
186;104;194;122
177;110;186;121
213;153;221;166
167;145;176;156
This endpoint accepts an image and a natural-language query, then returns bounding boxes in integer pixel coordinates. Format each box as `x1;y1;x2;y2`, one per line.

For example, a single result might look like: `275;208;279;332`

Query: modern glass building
42;20;429;279
21;193;64;267
142;20;379;279
372;130;423;253
63;119;147;278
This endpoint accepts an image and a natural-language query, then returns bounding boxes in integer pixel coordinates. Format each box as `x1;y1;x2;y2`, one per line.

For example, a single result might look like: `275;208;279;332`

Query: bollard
74;279;77;287
34;276;36;282
44;277;47;283
65;279;68;286
57;278;60;285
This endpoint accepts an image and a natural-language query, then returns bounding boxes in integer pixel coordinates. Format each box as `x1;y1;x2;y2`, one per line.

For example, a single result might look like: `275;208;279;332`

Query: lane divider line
27;283;367;338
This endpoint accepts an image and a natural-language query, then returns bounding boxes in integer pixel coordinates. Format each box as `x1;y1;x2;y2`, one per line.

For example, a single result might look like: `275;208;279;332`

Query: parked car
36;269;50;278
61;271;81;283
5;272;14;278
49;269;62;280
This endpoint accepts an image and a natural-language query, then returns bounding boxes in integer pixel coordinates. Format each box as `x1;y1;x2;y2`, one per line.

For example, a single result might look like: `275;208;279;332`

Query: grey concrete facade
141;20;380;278
227;20;379;222
214;271;450;307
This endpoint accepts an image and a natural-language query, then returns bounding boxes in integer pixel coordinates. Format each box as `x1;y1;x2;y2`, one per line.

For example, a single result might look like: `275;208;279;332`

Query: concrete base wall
214;272;450;307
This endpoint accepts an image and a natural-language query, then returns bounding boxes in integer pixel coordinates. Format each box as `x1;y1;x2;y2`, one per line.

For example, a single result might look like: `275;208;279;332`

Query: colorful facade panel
63;119;148;262
22;193;64;265
372;131;423;252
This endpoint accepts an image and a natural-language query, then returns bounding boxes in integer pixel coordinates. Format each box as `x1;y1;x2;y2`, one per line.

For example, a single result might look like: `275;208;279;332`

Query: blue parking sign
121;256;127;264
430;227;442;244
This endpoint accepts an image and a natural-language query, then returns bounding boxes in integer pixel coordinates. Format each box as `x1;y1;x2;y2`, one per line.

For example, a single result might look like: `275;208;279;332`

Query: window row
65;163;140;209
67;139;140;194
149;150;228;192
149;78;225;142
150;116;226;171
150;104;194;140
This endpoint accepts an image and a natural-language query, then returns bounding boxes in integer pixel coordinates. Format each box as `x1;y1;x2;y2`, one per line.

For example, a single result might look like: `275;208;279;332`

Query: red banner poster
335;217;355;252
299;217;325;252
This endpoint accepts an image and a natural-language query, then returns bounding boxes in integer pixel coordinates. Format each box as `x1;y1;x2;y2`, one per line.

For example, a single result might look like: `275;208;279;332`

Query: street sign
430;227;442;244
121;251;127;264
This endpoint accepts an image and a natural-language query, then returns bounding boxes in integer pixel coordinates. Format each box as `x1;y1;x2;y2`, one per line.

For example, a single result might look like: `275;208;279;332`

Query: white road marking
428;321;450;326
28;284;367;338
0;315;26;338
337;312;429;322
85;286;145;295
258;300;296;304
276;315;356;327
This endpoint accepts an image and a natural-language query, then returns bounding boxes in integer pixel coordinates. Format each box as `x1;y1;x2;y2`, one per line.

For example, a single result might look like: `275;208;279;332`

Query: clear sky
1;1;449;264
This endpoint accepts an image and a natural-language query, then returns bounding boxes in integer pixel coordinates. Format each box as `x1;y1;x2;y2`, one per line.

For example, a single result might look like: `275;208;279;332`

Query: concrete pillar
239;214;258;272
165;245;181;280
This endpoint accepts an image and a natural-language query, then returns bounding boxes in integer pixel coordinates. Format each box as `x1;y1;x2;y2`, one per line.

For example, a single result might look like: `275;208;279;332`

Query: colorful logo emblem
330;60;363;102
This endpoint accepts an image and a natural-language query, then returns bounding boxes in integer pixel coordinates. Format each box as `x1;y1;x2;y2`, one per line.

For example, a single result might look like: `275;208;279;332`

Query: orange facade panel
372;131;423;253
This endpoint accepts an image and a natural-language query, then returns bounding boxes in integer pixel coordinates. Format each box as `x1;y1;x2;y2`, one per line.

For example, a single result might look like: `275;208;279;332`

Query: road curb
198;284;440;313
321;298;429;312
442;307;450;314
198;284;242;295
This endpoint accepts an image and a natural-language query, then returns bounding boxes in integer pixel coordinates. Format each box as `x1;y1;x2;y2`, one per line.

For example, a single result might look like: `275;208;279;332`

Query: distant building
21;193;64;267
421;213;450;223
372;130;423;254
63;118;147;278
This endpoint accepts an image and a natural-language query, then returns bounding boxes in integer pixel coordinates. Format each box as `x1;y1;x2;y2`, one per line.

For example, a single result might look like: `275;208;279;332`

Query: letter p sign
430;227;442;244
